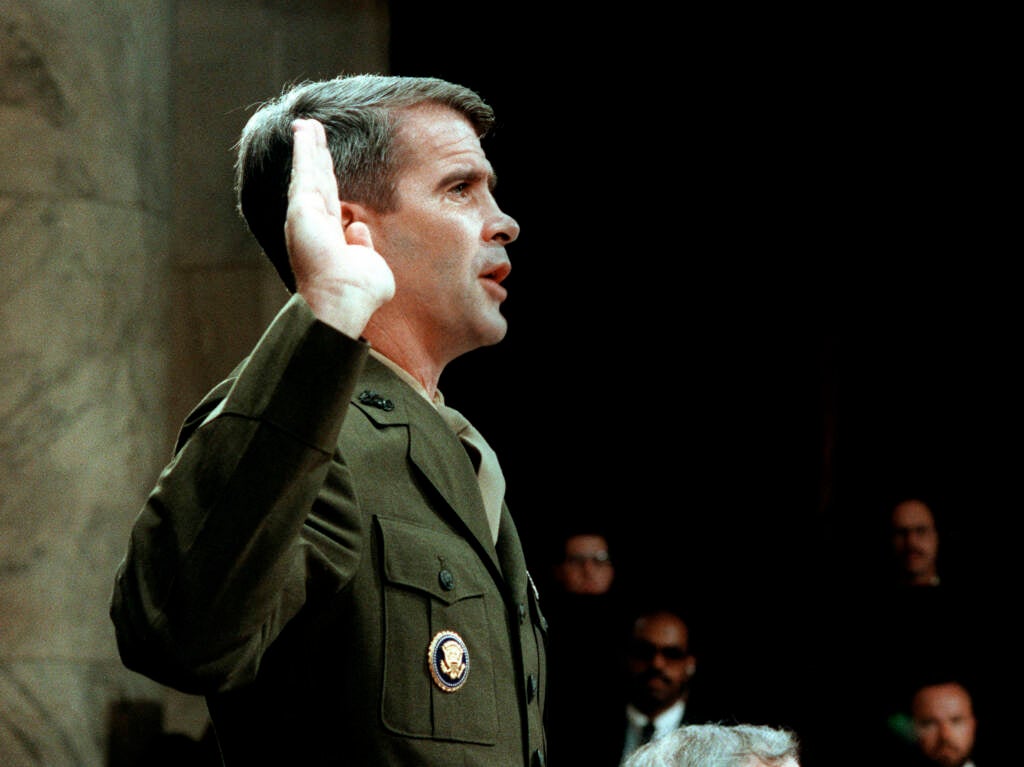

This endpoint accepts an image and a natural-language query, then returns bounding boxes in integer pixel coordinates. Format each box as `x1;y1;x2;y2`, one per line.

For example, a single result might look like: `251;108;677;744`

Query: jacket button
518;603;527;623
527;673;538;701
532;748;545;766
438;569;455;591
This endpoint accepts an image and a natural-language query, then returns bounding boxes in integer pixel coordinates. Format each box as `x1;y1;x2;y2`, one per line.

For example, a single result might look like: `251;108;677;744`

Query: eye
449;182;470;195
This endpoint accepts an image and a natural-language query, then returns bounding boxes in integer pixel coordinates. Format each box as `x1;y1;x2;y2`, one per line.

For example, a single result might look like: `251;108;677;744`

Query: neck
902;570;940;587
364;323;446;401
636;696;685;721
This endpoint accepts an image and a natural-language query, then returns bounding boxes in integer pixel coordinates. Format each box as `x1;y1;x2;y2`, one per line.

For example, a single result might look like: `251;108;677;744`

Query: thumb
345;221;374;249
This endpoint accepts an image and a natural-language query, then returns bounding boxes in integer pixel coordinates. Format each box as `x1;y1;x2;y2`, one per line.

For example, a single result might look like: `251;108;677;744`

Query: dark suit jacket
111;295;547;766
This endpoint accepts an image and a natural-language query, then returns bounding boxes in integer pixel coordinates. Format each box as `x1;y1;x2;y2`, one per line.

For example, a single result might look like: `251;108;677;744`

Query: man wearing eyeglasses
618;608;699;766
552;532;616;596
543;528;628;766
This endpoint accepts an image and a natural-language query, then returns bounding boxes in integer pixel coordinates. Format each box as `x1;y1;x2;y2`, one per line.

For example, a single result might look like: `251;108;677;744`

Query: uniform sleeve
109;294;369;694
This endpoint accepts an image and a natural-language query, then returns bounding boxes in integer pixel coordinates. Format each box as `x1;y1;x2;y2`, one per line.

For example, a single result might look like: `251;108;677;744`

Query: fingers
291;119;373;251
345;220;374;250
290;118;325;181
289;118;340;219
284;118;394;332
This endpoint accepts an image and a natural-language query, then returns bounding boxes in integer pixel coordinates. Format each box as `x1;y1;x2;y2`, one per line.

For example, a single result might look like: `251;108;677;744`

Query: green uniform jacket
110;295;549;766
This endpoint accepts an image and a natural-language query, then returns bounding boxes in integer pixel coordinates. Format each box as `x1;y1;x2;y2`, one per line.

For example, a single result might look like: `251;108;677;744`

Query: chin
479;317;508;346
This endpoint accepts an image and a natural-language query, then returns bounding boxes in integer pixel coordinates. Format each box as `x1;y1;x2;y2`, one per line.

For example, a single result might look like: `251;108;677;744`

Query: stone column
0;2;174;765
2;2;390;764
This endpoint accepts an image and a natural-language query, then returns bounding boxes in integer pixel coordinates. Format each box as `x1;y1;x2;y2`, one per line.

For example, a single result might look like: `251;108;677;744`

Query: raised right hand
285;118;396;336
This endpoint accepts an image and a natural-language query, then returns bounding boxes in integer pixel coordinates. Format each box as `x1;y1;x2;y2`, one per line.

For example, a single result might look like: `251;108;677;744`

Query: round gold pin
427;630;470;692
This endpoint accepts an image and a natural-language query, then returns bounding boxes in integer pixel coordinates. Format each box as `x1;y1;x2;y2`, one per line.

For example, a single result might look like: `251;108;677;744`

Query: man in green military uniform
110;74;547;766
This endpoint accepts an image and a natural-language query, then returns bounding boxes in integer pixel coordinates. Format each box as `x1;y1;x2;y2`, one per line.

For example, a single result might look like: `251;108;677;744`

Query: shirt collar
369;349;443;407
625;699;686;733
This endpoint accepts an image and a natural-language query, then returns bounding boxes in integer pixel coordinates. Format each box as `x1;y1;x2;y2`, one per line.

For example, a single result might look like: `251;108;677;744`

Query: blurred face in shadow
626;611;695;717
912;682;976;767
554;534;615;595
890;499;939;585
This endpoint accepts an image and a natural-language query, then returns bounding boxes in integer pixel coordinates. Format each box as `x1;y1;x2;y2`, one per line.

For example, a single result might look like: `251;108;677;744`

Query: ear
686;660;697;676
340;201;372;228
339;202;379;251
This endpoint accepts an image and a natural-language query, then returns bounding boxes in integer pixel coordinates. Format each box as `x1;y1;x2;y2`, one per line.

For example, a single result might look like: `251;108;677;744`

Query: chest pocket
377;516;498;744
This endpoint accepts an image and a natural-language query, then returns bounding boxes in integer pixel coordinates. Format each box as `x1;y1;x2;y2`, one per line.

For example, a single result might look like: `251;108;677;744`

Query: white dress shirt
619;699;686;765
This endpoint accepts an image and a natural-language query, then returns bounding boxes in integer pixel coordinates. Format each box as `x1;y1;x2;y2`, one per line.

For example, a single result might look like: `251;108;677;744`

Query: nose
485;206;520;245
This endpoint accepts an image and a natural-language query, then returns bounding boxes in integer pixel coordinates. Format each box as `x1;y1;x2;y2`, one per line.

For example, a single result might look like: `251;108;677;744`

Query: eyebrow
437;166;498;192
894;524;933;533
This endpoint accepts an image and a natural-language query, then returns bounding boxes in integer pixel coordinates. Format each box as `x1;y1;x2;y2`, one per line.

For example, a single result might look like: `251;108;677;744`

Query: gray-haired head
234;73;495;291
623;723;800;767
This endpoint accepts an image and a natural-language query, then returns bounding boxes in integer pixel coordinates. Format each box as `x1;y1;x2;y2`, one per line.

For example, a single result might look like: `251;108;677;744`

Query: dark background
389;6;1016;587
390;5;1016;760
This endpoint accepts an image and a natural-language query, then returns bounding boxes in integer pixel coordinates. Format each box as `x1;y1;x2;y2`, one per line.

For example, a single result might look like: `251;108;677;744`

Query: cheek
954;724;974;743
373;208;442;258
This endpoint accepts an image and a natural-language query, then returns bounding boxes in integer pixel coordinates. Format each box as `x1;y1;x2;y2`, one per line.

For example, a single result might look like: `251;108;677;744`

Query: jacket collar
352;356;505;578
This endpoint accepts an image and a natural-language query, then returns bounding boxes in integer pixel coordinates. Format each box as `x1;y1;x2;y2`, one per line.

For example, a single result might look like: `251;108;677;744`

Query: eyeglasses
628;640;690;662
565;551;611;566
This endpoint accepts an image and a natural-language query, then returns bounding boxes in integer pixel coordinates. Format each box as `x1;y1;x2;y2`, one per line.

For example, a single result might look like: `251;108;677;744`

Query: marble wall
0;1;389;764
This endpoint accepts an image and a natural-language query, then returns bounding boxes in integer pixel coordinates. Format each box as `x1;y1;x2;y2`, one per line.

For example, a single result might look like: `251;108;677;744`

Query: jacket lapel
351;358;501;573
494;506;527;598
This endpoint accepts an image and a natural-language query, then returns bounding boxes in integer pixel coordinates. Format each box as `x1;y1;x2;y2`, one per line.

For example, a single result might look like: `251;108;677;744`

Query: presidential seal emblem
428;630;470;692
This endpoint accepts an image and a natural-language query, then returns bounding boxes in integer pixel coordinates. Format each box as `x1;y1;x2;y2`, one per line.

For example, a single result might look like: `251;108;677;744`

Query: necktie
639;720;656;746
438;405;504;544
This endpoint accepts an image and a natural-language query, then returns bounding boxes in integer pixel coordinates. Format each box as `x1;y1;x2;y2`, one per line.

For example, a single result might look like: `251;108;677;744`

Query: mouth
480;260;511;300
644;672;672;688
481;260;511;284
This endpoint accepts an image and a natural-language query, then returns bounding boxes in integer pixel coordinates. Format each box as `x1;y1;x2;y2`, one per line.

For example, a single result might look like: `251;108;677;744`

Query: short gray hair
234;74;495;291
624;723;800;767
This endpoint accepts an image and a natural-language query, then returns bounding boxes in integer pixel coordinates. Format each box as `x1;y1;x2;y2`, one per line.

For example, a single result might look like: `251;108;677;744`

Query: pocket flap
378;517;487;605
